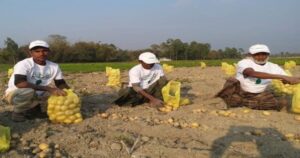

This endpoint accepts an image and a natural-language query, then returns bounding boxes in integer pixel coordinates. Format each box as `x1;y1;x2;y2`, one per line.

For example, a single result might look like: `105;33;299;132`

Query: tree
4;37;19;63
0;37;27;64
47;34;70;62
0;36;250;63
222;47;241;58
207;50;221;59
185;41;210;60
158;39;187;60
150;44;163;57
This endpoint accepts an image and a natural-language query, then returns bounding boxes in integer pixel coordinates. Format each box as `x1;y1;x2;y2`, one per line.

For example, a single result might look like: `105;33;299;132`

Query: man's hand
282;76;300;84
149;98;164;107
48;87;67;96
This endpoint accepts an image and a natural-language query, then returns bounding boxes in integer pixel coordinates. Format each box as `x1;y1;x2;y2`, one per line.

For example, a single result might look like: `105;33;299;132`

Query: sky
1;0;300;54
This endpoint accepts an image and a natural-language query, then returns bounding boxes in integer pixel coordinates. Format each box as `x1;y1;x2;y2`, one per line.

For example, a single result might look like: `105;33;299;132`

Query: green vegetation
0;64;13;72
165;59;239;67
162;58;300;67
269;57;300;66
60;62;137;73
0;35;242;64
1;57;300;73
2;35;298;70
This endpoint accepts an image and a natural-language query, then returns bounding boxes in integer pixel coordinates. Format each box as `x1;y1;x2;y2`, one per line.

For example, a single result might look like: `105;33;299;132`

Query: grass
1;57;300;73
0;64;13;73
60;62;137;73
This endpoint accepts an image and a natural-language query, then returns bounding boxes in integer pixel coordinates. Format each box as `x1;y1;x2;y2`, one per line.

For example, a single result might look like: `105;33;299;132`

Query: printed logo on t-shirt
32;68;51;85
141;72;158;84
255;78;261;84
148;73;158;84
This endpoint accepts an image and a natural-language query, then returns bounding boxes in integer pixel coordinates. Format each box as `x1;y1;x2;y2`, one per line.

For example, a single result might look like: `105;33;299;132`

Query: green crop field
1;57;300;73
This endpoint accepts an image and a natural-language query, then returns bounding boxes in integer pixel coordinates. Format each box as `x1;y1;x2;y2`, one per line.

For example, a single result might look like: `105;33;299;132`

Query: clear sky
1;0;299;54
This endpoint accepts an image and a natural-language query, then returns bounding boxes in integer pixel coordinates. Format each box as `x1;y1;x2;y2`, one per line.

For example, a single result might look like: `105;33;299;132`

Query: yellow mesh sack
200;62;206;69
7;68;13;78
106;67;121;87
106;67;112;76
162;64;174;73
162;80;181;108
47;89;83;124
0;125;10;152
291;84;300;113
284;60;296;70
221;62;236;76
179;97;190;105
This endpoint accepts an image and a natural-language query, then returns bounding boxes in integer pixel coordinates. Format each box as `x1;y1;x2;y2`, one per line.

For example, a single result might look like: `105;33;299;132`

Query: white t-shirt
5;58;64;96
236;58;287;93
128;64;164;89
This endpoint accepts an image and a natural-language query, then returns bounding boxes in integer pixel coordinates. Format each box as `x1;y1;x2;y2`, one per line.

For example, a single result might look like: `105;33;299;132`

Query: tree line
0;34;245;64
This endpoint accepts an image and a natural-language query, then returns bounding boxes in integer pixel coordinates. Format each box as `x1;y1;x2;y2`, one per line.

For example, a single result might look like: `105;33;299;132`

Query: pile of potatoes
47;89;83;124
272;61;297;95
272;69;295;95
272;79;295;95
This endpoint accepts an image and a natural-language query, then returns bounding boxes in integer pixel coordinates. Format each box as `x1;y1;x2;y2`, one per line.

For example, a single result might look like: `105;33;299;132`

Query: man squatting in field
3;40;69;122
216;44;300;111
114;52;168;107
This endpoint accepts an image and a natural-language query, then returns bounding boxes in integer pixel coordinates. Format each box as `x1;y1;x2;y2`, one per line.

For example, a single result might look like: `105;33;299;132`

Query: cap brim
250;51;270;54
30;46;49;50
142;59;159;64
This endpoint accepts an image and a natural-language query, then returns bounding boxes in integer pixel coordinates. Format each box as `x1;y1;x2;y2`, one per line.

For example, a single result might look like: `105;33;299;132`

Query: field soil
1;67;300;158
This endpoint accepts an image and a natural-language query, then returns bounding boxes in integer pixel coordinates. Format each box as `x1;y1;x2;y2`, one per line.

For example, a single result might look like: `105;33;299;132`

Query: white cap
29;40;49;50
138;52;159;64
249;44;270;54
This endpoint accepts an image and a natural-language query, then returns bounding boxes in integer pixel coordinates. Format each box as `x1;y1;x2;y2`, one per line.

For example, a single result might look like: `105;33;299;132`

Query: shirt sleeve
54;65;64;80
13;62;28;75
129;68;140;84
237;60;251;74
157;64;165;76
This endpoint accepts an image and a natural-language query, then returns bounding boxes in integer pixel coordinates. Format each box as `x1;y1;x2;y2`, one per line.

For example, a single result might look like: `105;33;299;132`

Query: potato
294;115;300;121
38;143;49;151
60;105;68;111
285;133;295;140
262;111;271;116
68;103;77;109
167;118;174;124
243;109;250;113
63;119;72;124
74;118;83;123
100;113;109;119
190;122;199;128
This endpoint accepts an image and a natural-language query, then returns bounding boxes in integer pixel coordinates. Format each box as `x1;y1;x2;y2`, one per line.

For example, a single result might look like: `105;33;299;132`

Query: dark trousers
216;78;288;111
114;78;168;106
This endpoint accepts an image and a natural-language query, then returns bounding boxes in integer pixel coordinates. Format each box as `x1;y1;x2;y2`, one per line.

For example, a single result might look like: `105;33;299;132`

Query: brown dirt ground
0;67;300;158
